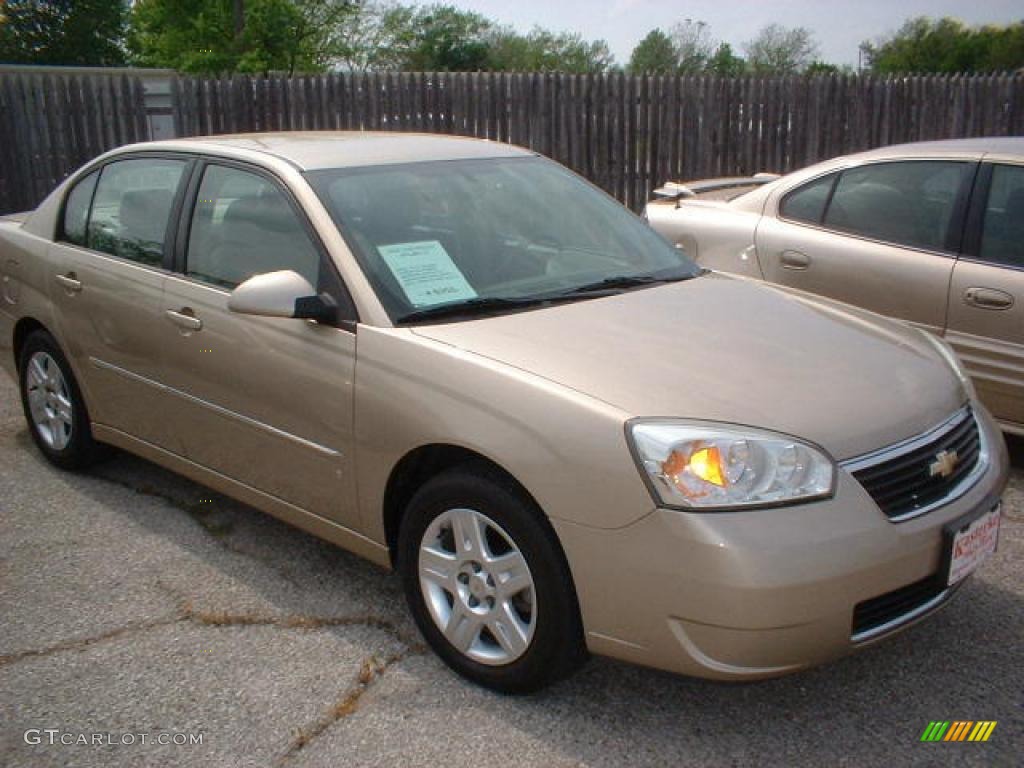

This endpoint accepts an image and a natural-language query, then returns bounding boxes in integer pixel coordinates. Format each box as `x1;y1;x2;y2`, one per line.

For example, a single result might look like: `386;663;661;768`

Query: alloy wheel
418;507;537;665
25;351;74;451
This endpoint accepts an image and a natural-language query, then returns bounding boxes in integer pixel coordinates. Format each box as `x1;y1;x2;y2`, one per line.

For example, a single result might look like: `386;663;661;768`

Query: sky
444;0;1024;67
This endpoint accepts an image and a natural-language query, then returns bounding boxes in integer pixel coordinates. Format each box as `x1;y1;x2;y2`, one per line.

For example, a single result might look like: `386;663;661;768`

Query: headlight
921;331;976;399
627;421;835;510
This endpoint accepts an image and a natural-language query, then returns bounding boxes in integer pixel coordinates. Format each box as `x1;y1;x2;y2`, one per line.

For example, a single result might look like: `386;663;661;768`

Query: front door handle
165;308;203;332
55;272;82;293
779;250;811;270
963;287;1013;310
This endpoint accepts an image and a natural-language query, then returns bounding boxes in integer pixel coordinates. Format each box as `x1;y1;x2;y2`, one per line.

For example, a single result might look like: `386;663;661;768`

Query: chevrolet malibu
0;133;1008;693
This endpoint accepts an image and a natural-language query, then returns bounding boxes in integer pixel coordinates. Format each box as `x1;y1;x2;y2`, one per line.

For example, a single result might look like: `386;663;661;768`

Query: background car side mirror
227;270;337;323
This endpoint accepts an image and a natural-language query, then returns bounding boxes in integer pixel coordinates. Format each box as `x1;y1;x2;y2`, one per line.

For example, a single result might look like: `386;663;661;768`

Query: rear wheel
399;465;586;693
18;330;104;470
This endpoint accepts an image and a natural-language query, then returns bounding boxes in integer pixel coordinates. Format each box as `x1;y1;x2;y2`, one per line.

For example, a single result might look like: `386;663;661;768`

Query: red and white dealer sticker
948;505;1001;586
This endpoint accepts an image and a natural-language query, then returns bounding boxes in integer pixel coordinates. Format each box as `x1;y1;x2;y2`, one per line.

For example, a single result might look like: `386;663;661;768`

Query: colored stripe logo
920;721;997;742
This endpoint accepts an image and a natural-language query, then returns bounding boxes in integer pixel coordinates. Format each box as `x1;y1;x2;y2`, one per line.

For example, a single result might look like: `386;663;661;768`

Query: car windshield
306;156;700;322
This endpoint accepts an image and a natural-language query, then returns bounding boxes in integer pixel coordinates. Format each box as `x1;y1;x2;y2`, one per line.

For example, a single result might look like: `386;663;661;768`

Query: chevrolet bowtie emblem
929;449;959;479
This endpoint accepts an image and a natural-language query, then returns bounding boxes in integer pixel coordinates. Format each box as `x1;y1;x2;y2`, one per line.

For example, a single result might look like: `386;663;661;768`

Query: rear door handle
963;287;1013;310
779;250;810;270
55;272;82;293
165;308;203;332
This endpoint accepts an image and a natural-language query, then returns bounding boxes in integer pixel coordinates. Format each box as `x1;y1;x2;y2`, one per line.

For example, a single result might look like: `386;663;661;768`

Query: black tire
398;463;586;693
18;330;105;470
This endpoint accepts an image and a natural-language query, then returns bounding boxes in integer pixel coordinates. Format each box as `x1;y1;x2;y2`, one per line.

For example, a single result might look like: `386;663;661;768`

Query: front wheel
398;466;586;693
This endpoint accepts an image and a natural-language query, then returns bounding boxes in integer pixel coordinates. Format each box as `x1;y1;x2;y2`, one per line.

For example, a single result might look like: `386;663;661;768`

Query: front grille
852;575;948;640
848;409;982;521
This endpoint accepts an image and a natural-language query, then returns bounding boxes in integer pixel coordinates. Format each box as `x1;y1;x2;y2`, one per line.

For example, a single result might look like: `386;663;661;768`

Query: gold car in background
646;138;1024;434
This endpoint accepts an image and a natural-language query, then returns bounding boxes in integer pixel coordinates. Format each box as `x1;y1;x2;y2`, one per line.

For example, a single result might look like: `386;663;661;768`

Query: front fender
353;326;654;541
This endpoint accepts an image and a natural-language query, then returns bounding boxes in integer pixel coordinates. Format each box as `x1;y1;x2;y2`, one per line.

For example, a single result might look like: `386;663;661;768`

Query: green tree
812;61;855;75
670;19;713;73
332;1;411;72
129;0;246;73
629;28;676;74
400;4;491;71
277;0;363;74
0;0;128;66
350;3;492;71
488;26;613;73
744;23;819;74
863;17;1024;73
706;42;745;75
982;22;1024;71
347;3;615;74
128;0;355;75
628;20;720;75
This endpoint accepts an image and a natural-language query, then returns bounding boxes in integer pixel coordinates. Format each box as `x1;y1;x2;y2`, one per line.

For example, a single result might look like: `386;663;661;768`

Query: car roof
844;136;1024;161
134;131;536;171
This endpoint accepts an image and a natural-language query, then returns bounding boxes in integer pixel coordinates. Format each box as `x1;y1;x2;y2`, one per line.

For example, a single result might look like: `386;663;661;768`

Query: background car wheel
18;330;105;470
398;464;586;693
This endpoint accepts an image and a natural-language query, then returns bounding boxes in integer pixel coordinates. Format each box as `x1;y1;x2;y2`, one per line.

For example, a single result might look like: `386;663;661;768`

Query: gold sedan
0;133;1008;692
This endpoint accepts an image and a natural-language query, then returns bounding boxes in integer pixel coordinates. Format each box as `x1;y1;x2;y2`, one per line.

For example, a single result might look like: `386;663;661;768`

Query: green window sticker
378;240;478;308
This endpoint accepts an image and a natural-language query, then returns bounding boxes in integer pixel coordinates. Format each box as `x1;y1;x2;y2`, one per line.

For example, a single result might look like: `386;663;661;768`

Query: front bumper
554;405;1009;680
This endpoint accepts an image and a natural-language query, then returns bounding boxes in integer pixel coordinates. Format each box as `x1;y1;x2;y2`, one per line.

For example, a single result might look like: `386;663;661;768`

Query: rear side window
186;164;320;289
822;161;970;252
62;171;98;246
779;173;836;224
88;158;187;267
978;164;1024;268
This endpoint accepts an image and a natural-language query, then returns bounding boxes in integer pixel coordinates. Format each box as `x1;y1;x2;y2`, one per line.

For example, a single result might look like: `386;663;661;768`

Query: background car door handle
963;287;1013;310
779;250;811;270
55;272;82;292
165;308;203;331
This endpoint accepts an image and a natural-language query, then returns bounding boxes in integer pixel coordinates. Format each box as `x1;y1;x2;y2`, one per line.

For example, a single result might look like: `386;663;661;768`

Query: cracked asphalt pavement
1;367;1021;767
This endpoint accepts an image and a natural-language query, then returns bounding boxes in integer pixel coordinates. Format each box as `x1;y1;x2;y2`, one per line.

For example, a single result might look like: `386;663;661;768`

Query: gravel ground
0;367;1021;767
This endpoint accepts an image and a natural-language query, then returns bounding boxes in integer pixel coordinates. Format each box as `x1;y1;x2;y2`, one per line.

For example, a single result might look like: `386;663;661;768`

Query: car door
756;159;976;333
946;160;1024;430
48;155;191;450
157;160;360;527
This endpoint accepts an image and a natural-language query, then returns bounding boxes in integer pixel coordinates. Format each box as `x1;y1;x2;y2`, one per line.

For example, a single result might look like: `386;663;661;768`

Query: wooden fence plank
41;75;64;188
63;75;84;170
27;76;54;200
0;77;22;211
80;76;100;157
608;71;623;202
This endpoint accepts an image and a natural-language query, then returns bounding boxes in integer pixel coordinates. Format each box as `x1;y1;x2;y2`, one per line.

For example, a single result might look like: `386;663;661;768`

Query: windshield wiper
561;268;701;296
395;296;556;324
395;268;703;324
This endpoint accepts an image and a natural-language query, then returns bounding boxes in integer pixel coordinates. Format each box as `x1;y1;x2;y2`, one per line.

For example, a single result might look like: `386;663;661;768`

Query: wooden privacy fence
2;70;1024;215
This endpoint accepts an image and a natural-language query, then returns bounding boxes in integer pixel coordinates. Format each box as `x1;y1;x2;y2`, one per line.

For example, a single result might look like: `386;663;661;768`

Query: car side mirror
227;270;337;323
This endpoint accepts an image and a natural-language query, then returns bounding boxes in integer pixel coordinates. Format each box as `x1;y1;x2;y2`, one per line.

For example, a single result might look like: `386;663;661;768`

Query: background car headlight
627;421;835;510
921;331;977;399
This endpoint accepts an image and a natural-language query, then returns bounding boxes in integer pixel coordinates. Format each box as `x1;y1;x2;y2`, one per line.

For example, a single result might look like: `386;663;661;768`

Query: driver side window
186;165;321;290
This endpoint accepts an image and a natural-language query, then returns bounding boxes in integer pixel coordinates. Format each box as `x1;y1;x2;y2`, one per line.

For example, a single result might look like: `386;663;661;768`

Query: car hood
411;273;966;461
